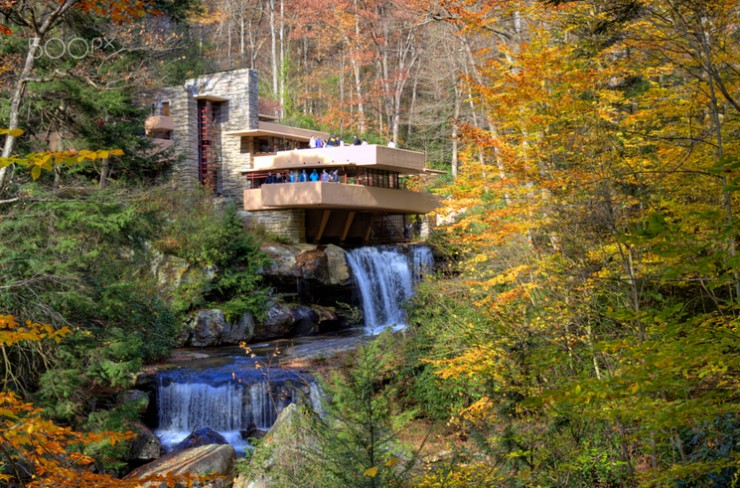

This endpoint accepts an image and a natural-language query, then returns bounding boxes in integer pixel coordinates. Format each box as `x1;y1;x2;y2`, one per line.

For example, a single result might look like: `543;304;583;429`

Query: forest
1;0;738;487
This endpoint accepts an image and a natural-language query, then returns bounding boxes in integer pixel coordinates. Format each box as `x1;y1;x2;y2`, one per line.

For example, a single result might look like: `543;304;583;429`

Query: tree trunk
380;21;390;141
0;36;42;189
349;54;366;134
451;84;461;179
407;72;418;140
278;0;285;119
227;15;232;68
339;52;345;137
269;0;278;97
351;0;366;134
0;0;79;190
240;9;245;67
99;158;109;188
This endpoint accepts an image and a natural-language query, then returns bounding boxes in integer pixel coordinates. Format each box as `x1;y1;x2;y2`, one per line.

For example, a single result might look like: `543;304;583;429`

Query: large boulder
232;404;317;488
124;444;236;488
127;422;162;463
260;244;351;286
254;303;295;340
260;403;311;446
180;303;345;345
260;244;317;279
175;427;229;451
294;248;327;282
289;305;320;336
253;303;322;340
324;244;351;285
191;309;227;347
183;310;256;347
223;311;256;344
313;306;343;333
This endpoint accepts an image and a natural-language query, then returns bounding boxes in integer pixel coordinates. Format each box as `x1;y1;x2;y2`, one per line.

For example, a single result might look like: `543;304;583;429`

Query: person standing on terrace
353;135;361;145
309;136;316;148
299;169;307;182
310;169;319;182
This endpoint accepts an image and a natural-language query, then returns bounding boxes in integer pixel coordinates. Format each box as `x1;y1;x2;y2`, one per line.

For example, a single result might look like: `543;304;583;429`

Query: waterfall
346;245;433;335
153;245;433;454
154;359;311;455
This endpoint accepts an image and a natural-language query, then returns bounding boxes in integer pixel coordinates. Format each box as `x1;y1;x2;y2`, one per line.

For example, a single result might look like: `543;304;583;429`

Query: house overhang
244;182;440;214
242;145;428;175
225;121;329;141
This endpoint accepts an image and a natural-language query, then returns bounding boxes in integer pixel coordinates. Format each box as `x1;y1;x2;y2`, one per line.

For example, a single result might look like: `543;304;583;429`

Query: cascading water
154;354;312;455
346;245;433;335
153;246;432;454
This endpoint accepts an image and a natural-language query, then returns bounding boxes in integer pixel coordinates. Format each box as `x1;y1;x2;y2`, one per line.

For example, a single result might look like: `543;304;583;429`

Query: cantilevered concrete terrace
247;144;426;174
241;144;440;216
226;121;329;143
244;181;439;214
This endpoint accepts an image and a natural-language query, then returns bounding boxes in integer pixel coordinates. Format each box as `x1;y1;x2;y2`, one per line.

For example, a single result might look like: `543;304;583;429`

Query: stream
152;245;433;454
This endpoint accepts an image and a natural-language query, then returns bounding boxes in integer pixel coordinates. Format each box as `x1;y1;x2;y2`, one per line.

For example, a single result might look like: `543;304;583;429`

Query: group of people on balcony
309;134;367;148
263;168;342;185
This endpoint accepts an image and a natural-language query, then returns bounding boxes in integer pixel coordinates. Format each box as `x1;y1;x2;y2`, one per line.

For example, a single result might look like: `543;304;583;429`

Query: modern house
144;68;440;244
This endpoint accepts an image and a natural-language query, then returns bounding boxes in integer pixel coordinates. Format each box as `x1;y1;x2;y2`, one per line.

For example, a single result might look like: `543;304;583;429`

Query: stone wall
184;69;258;203
150;86;199;187
244;209;306;244
150;69;259;204
242;210;430;245
419;214;434;240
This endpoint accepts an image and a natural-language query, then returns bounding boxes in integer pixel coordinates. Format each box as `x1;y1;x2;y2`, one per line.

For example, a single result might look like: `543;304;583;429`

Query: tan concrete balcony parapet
145;115;174;133
247;145;426;175
225;121;329;141
243;181;440;214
